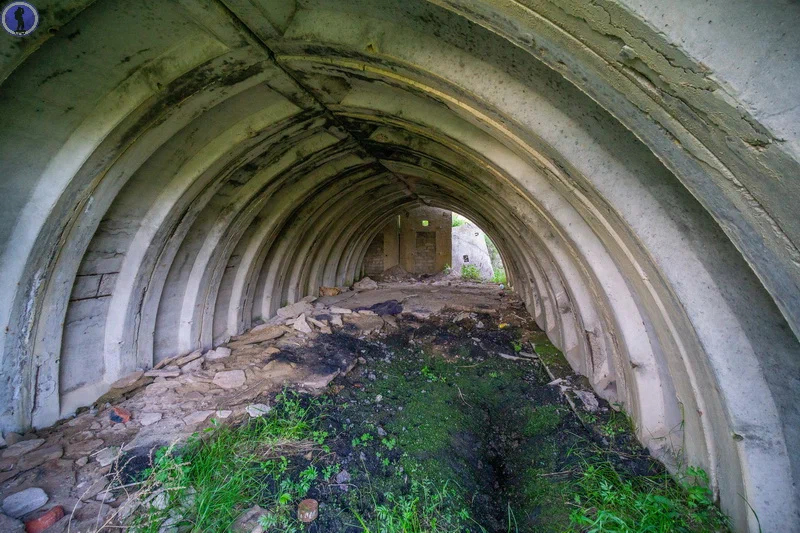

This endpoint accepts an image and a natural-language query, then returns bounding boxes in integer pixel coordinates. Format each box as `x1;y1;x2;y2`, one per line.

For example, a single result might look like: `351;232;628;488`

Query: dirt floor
0;279;726;532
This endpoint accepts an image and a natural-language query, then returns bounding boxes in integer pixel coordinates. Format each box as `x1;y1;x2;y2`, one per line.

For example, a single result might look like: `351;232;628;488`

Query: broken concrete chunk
307;316;327;328
138;412;163;426
17;444;63;471
180;357;204;373
276;300;314;320
65;438;104;459
205;346;231;361
353;277;378;291
293;313;313;334
183;410;214;426
94;446;119;467
3;433;22;446
212;370;246;389
301;369;340;390
245;404;271;418
174;350;203;367
344;313;385;334
1;438;44;459
2;487;48;518
144;369;181;378
232;505;266;533
574;390;600;413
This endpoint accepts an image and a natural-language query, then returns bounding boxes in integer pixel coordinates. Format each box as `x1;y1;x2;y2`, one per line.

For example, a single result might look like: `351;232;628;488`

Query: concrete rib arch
0;1;798;531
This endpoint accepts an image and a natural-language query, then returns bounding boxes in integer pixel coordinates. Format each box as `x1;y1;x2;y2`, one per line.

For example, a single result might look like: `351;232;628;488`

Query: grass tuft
461;264;482;281
568;462;730;532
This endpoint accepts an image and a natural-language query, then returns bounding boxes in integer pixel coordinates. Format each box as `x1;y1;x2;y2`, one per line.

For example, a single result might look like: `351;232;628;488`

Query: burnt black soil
291;301;659;532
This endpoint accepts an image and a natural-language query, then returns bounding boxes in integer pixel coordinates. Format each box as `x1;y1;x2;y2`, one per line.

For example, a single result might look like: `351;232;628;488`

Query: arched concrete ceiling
0;1;798;531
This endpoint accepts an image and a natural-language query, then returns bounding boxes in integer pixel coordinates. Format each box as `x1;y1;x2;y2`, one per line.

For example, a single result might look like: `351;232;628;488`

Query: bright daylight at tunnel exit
0;0;798;532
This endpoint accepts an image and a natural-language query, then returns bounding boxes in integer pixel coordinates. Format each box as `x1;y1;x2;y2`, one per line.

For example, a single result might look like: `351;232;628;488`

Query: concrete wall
398;207;451;275
0;0;798;530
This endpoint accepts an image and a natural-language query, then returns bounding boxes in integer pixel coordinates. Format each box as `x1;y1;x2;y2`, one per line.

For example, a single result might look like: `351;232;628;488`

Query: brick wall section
363;235;385;277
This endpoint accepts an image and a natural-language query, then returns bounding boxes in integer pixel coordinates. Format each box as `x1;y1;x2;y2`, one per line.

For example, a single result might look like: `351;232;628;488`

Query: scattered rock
215;410;232;419
293;314;313;334
1;439;44;459
245;404;271;418
329;307;352;314
158;513;183;533
383;315;398;329
0;513;23;532
175;350;203;367
213;370;246;389
276;301;314;320
17;445;63;471
183;410;214;425
1;487;48;518
232;505;266;533
334;469;351;491
153;354;180;370
111;371;144;389
95;490;115;503
150;491;169;510
319;286;341;297
145;369;181;378
344;313;385;334
297;499;318;523
4;433;22;446
377;427;387;437
301;369;340;390
181;357;204;373
138;412;163;426
94;447;119;467
241;326;284;344
574;390;600;413
353;277;378;291
261;346;280;356
109;406;132;424
24;506;64;533
65;439;104;459
205;347;231;361
330;315;343;327
307;316;327;328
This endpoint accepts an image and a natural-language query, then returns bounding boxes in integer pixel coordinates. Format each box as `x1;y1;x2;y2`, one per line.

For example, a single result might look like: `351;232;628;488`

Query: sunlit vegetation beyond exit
452;213;507;284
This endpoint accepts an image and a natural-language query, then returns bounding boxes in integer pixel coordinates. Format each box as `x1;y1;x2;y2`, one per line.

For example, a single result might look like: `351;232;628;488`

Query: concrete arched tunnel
1;0;799;530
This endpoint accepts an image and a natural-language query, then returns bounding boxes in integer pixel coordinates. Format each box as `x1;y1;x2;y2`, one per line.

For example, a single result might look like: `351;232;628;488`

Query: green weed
129;390;326;532
461;264;482;281
568;462;730;532
491;269;507;284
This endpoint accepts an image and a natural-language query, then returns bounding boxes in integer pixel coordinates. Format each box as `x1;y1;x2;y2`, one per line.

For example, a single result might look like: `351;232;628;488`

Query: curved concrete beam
0;1;797;530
